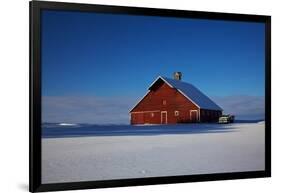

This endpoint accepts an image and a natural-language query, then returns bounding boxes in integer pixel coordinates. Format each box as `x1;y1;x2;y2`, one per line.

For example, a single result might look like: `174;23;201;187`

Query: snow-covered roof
151;76;222;111
130;76;223;112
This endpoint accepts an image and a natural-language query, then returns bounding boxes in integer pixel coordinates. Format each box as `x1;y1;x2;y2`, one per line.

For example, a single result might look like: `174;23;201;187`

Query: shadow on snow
42;123;239;138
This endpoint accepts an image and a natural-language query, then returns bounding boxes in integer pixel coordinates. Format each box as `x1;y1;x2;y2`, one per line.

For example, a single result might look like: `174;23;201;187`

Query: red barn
129;72;223;124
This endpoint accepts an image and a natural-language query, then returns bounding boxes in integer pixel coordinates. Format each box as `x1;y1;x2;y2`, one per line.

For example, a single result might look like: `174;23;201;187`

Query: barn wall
130;82;199;124
131;111;161;124
200;109;222;122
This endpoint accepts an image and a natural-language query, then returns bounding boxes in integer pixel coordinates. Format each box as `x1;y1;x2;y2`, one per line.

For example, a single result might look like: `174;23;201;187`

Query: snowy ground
42;123;265;184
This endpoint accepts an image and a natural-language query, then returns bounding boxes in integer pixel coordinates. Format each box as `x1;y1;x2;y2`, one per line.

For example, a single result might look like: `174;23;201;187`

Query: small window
162;100;166;105
174;111;179;116
151;112;154;117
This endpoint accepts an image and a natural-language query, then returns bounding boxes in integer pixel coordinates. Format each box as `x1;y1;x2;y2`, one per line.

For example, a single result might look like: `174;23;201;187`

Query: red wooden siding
130;81;200;124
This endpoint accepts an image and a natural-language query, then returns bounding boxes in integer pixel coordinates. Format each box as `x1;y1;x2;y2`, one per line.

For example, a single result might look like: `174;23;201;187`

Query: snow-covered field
42;123;265;184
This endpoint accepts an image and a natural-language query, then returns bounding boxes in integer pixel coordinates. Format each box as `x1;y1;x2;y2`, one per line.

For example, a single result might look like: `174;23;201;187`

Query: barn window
162;100;166;105
174;111;179;116
151;112;154;117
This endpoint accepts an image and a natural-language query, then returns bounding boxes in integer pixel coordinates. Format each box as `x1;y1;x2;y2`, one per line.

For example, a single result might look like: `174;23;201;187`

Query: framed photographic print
30;1;271;192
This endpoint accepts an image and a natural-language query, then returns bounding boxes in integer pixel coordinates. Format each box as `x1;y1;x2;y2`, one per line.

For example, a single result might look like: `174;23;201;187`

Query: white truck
218;115;235;124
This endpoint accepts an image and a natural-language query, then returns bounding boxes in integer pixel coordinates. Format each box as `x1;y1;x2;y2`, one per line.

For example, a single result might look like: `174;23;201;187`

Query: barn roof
130;76;222;112
157;76;222;111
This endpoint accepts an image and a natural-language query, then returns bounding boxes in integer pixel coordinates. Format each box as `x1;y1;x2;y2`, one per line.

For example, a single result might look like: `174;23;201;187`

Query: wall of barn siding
200;109;222;122
131;82;200;124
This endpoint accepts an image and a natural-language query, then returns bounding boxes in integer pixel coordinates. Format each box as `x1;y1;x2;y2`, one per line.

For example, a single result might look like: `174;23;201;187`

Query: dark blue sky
41;10;265;123
42;10;265;97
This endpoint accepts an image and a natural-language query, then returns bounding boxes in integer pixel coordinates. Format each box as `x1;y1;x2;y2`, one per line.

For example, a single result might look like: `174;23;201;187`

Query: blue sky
41;10;265;123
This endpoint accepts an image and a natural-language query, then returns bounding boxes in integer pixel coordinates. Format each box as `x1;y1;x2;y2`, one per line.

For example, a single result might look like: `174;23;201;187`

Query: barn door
190;110;198;122
161;111;167;124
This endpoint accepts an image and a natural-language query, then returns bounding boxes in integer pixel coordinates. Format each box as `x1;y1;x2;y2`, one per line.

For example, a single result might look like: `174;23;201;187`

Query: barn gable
130;76;222;112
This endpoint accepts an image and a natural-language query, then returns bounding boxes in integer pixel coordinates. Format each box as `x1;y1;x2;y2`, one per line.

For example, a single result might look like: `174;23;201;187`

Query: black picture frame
29;1;271;192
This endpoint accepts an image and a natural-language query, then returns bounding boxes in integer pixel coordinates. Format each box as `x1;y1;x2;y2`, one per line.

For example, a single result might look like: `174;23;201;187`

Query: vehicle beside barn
218;114;235;124
130;72;223;124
